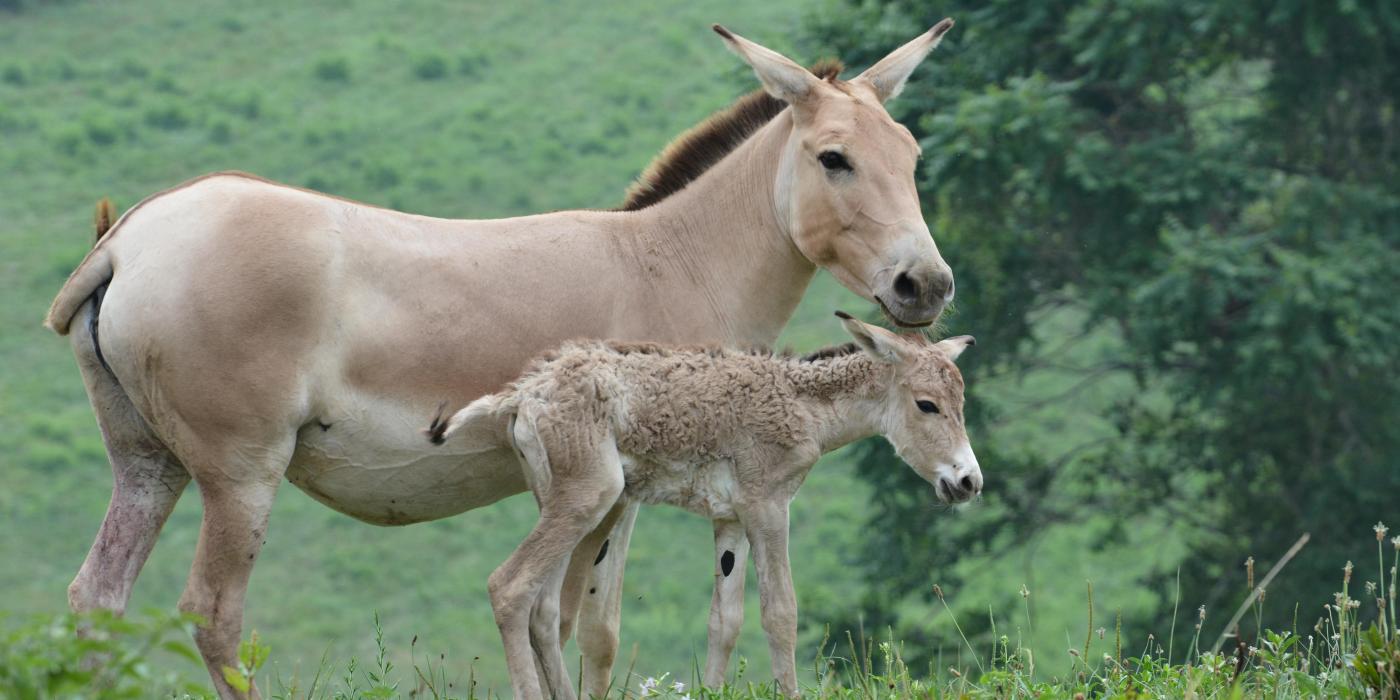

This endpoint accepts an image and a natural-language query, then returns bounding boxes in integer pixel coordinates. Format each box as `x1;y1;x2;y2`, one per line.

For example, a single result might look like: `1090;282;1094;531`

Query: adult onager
44;19;959;700
427;313;981;699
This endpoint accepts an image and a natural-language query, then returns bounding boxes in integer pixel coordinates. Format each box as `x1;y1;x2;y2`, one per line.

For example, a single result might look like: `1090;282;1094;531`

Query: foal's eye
916;399;940;414
818;151;852;172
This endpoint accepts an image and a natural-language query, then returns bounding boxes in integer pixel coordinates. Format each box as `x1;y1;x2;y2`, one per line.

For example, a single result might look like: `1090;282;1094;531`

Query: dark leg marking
593;538;610;566
720;550;735;577
589;587;597;595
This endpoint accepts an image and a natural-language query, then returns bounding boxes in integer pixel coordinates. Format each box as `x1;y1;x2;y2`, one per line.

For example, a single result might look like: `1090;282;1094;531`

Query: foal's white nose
955;465;982;495
951;443;981;495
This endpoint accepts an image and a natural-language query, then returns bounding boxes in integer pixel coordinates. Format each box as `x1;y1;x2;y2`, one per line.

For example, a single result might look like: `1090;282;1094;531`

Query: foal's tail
45;198;120;335
425;393;515;448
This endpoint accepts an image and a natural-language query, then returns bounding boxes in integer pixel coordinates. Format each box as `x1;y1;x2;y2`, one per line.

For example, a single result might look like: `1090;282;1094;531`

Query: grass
5;526;1396;698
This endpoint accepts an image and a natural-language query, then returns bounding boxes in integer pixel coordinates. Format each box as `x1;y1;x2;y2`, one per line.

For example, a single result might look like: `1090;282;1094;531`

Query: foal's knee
488;568;530;628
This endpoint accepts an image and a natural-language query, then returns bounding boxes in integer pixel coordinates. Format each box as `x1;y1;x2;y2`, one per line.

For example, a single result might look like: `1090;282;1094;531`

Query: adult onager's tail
45;198;119;334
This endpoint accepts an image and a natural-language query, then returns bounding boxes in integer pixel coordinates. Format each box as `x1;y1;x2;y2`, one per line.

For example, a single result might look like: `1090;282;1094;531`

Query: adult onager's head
835;311;981;502
714;20;957;327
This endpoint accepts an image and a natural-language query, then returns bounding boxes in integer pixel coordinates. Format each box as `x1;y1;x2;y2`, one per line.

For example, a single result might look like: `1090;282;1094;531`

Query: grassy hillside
0;0;876;689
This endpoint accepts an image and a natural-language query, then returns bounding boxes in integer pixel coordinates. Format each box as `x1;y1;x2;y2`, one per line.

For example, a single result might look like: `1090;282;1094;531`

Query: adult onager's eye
818;151;852;172
916;399;940;414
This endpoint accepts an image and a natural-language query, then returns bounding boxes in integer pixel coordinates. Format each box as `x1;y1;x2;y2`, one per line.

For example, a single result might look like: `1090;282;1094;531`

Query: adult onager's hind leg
66;301;190;616
177;438;292;700
704;519;750;687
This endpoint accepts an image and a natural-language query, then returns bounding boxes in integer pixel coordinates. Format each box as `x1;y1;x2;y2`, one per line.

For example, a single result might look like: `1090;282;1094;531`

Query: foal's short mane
527;337;864;378
619;59;845;211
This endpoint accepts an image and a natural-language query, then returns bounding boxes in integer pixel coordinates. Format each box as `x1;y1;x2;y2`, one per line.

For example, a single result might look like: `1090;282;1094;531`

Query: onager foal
428;313;981;699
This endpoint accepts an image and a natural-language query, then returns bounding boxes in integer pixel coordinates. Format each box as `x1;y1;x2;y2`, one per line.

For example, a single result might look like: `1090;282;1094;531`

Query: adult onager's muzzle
878;259;955;328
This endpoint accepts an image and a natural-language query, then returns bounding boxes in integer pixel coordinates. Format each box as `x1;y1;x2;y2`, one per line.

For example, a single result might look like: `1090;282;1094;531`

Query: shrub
144;102;191;131
118;58;149;80
81;113;120;146
456;52;489;78
312;56;351;83
364;163;401;189
208;120;232;144
1;63;26;86
411;53;448;80
0;609;208;698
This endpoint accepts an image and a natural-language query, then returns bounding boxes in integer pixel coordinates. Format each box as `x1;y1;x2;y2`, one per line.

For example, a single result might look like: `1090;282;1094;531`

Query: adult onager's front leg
704;519;750;687
743;502;800;697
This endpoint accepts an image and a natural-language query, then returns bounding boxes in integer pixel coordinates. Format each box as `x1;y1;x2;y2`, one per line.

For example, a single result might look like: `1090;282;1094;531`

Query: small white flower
639;677;659;695
672;681;686;693
680;695;692;700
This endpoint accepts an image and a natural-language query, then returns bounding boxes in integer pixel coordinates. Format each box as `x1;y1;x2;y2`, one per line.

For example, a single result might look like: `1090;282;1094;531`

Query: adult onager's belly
287;402;526;525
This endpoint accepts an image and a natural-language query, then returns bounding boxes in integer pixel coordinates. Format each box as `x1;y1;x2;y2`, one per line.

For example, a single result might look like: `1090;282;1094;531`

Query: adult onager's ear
853;18;954;102
935;334;976;361
713;24;822;103
835;310;908;364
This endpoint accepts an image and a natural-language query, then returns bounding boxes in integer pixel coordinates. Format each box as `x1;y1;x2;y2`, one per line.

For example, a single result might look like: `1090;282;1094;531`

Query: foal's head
836;311;980;504
716;21;957;328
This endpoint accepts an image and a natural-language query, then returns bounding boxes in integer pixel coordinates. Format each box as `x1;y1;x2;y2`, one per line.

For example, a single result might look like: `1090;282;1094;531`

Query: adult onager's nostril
928;273;954;302
893;271;920;302
959;474;975;493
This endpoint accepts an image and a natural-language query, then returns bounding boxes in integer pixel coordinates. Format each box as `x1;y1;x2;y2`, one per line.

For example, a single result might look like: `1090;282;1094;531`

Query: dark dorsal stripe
799;342;860;363
619;59;845;212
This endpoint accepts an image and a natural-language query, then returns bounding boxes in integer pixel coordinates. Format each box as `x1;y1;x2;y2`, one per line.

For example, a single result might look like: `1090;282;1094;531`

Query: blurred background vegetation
1;0;1395;693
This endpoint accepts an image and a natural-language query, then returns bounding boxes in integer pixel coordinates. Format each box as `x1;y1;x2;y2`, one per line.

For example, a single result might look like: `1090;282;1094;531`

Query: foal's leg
743;503;799;697
529;558;577;699
703;519;750;687
575;499;639;698
493;421;624;700
66;301;192;616
557;500;627;645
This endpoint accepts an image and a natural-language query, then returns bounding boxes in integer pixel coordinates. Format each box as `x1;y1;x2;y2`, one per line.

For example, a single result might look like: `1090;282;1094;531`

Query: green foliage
0;609;208;698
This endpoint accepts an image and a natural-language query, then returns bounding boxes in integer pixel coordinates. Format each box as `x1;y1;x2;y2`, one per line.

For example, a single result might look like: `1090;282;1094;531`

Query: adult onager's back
43;20;960;700
430;313;982;699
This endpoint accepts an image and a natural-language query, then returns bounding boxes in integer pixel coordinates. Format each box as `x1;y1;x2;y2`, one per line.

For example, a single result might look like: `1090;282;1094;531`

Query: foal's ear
853;18;954;102
935;334;976;361
713;25;822;104
836;311;909;365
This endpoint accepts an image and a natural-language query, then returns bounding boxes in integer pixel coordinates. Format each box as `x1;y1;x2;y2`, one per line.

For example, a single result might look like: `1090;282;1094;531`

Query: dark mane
619;59;844;211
